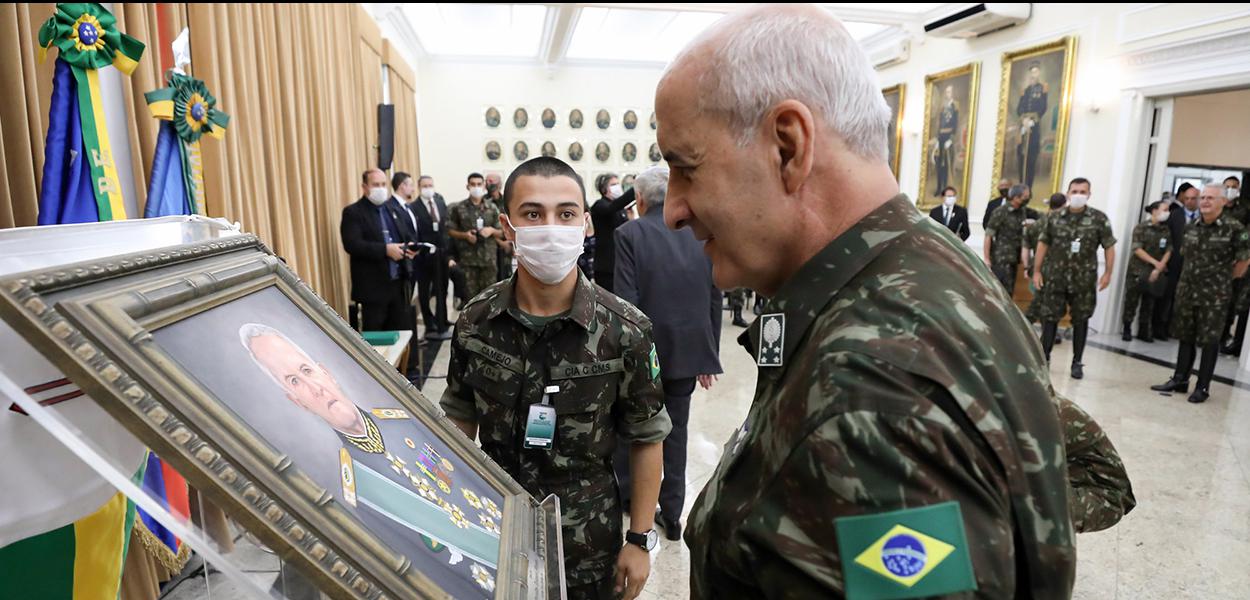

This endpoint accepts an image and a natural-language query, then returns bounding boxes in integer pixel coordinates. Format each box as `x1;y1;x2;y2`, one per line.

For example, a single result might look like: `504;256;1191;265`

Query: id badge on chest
476;217;485;230
523;385;560;450
1160;238;1167;250
1070;238;1081;254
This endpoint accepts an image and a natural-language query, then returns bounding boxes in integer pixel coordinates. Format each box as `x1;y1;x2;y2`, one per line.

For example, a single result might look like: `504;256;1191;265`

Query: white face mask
1069;194;1089;209
469;186;487;200
367;186;389;206
943;196;957;208
508;220;586;285
1227;187;1241;201
420;187;435;200
608;184;624;199
1153;210;1169;223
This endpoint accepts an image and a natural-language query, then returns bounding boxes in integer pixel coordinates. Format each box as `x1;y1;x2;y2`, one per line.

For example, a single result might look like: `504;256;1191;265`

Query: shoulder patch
836;502;977;599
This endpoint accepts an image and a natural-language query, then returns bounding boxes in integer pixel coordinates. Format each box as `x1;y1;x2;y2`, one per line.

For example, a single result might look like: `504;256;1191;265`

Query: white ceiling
375;3;955;66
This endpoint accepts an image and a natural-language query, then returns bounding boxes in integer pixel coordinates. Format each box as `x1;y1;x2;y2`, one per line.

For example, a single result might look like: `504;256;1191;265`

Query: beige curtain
384;40;420;177
359;15;384;172
0;3;56;229
189;3;379;317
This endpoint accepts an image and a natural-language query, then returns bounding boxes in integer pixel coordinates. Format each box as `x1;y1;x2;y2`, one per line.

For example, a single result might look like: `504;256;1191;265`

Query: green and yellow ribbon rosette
145;73;230;215
38;3;145;220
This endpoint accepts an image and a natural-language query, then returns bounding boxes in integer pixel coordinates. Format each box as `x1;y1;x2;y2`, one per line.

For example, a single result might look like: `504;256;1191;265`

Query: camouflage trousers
1173;281;1231;346
727;288;750;311
1038;280;1097;323
464;265;497;302
991;262;1018;296
1122;269;1156;325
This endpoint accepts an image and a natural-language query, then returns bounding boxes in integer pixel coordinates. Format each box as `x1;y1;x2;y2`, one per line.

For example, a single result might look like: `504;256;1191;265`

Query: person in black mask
983;178;1013;226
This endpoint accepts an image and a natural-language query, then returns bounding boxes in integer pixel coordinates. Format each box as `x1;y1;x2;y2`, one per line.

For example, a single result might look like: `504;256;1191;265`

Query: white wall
414;61;664;203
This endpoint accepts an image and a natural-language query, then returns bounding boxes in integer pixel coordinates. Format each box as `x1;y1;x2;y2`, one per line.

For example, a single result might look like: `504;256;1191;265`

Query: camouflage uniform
1172;213;1250;346
1056;392;1136;534
984;203;1030;294
727;288;750;312
490;194;514;282
1036;207;1116;323
1121;221;1172;331
1023;213;1047;323
440;272;672;596
685;195;1075;599
447;198;501;301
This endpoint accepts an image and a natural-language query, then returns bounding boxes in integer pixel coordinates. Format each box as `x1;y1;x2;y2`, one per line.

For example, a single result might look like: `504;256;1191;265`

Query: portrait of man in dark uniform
1016;62;1048;194
933;84;959;197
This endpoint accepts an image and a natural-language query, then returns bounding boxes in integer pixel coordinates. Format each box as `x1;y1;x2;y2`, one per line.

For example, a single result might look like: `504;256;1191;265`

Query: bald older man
657;5;1075;598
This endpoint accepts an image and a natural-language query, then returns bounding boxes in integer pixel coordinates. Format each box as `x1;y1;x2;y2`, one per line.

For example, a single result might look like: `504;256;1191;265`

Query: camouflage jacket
447;198;501;267
1056;393;1135;534
1127;221;1173;278
1225;196;1250;226
685;194;1075;599
985;204;1032;267
1177;212;1250;302
1038;206;1116;291
440;272;671;585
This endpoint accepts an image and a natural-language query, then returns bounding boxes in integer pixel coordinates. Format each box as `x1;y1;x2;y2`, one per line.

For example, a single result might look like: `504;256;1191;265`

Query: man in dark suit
340;168;418;335
1157;182;1200;339
409;175;453;340
983;178;1013;226
612;165;722;541
929;186;971;241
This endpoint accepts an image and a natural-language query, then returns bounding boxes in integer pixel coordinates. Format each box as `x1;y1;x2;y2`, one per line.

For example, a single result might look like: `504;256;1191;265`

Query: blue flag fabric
38;58;99;225
137;453;179;553
144;121;190;217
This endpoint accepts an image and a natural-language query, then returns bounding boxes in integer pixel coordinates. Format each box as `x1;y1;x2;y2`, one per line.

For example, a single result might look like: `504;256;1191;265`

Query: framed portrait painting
0;238;564;599
991;36;1078;199
881;83;905;179
917;62;980;210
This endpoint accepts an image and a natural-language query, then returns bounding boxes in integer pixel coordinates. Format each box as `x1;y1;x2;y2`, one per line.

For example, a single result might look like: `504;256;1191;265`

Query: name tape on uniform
464;339;525;375
549;358;624;380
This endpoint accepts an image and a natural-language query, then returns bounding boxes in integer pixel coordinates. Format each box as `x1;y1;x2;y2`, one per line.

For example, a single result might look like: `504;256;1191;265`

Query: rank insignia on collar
758;313;785;367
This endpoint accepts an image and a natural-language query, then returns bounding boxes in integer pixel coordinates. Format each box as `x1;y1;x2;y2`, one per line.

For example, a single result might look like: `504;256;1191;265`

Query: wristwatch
625;529;658;552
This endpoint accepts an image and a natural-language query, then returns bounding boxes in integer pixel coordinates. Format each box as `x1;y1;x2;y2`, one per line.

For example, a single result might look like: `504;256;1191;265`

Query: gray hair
1202;182;1228;199
634;166;669;207
664;6;890;159
238;323;309;391
1009;184;1030;200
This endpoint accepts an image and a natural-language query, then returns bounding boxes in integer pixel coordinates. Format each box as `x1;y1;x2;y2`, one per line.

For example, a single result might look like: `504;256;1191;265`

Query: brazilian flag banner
37;3;145;224
144;72;229;217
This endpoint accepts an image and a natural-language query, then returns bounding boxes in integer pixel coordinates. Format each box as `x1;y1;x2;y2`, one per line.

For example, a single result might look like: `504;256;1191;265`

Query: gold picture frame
990;36;1078;200
918;62;980;211
0;237;564;600
881;83;906;179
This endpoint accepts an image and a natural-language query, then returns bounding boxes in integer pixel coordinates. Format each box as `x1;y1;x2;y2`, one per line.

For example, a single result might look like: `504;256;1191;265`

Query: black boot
1137;319;1153;343
1122;323;1132;342
1190;344;1218;403
732;309;748;328
1041;322;1058;363
1071;321;1088;379
1153;342;1196;393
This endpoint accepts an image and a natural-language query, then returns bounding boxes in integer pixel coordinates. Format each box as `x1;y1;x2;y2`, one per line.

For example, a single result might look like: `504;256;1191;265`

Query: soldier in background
485;173;514;283
726;289;750;327
1152;184;1250;404
442;157;670;600
447;173;502;301
983;184;1034;294
1221;176;1250;354
1023;193;1066;326
1032;178;1116;380
1121;201;1173;342
657;5;1075;598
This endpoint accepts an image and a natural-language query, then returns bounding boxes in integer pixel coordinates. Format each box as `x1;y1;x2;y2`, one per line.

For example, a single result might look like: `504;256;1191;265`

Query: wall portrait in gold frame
991;36;1078;200
918;62;980;210
881;83;905;179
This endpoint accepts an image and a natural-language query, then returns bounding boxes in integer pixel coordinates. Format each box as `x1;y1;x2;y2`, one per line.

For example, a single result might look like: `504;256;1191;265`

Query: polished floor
167;307;1250;599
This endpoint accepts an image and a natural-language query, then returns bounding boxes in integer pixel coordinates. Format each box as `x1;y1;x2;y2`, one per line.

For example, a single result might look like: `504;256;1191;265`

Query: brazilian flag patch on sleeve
835;501;976;600
648;343;661;381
